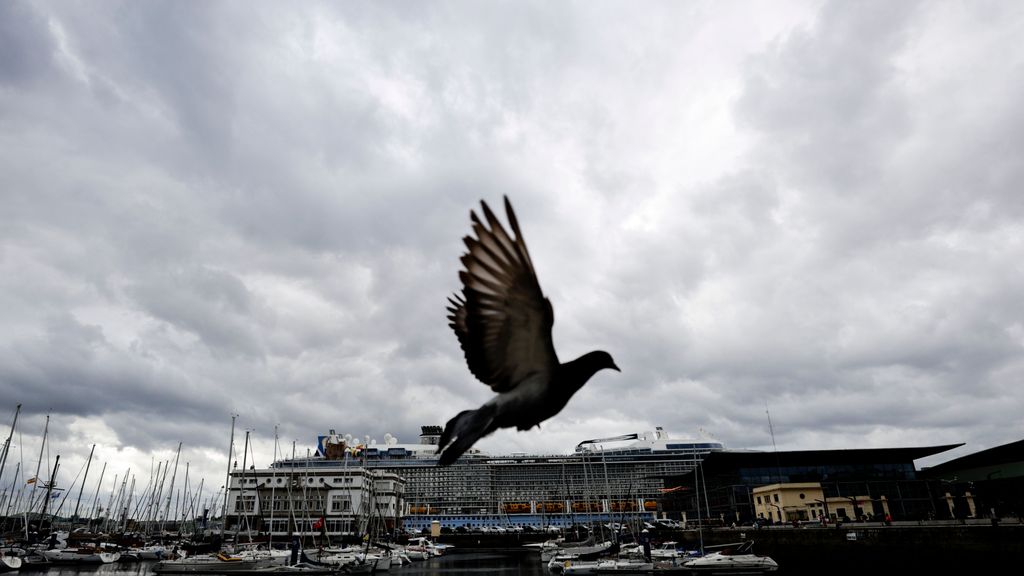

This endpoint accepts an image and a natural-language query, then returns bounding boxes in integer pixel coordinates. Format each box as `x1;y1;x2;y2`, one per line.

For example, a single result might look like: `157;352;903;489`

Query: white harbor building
224;462;404;539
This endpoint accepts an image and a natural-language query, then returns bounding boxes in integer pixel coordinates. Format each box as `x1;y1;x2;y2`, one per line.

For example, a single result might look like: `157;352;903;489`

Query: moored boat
135;544;169;560
594;558;655;573
651;542;686;560
542;540;615;563
0;556;22;573
39;548;120;564
682;542;777;574
153;553;266;573
198;563;343;576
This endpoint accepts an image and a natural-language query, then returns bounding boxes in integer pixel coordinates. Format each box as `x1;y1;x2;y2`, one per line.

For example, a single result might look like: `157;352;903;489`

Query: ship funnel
419;425;442;445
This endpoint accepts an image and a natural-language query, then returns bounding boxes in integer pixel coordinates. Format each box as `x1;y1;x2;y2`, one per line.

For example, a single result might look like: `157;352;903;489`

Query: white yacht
683;541;778;574
39;548;120;564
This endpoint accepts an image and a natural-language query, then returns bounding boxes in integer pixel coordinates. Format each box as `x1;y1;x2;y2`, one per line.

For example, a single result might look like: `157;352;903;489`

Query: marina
2;415;1023;574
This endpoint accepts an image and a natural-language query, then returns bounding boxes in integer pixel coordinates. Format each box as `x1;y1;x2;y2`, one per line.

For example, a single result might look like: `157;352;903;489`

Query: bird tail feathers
437;405;497;466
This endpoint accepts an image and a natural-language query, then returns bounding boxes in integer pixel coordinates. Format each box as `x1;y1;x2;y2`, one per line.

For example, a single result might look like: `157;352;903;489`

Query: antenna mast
766;401;783;483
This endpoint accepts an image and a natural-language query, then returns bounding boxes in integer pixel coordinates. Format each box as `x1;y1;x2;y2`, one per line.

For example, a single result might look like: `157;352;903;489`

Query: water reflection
26;553;547;576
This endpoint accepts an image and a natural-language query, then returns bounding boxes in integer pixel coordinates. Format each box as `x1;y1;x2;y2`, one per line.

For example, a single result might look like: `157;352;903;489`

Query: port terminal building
659;439;1024;524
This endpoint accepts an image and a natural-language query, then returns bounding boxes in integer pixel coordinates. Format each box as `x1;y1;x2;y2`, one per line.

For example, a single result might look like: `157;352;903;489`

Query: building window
330;494;352;513
773;494;779;503
756;496;762;504
236;495;256;513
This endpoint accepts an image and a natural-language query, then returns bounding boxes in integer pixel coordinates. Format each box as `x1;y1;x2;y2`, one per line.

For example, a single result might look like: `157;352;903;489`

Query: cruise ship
270;426;724;532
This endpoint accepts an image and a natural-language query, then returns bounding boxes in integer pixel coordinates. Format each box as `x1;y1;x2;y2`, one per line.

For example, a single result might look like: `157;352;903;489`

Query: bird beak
611;362;621;372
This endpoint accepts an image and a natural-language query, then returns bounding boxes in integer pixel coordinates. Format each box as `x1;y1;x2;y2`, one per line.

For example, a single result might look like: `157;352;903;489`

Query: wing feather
448;197;557;393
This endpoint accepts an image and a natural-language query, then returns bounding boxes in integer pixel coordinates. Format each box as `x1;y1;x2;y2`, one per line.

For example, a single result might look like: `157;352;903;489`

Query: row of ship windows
241;477;356;485
240;477;400;489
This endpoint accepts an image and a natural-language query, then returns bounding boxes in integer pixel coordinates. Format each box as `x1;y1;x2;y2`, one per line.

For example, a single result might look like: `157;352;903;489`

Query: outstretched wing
447;196;557;393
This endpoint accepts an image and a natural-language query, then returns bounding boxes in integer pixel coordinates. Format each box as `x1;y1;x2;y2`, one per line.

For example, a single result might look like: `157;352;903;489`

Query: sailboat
677;461;777;575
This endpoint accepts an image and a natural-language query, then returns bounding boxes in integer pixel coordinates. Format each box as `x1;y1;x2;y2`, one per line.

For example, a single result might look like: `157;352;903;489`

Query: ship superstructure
272;426;723;531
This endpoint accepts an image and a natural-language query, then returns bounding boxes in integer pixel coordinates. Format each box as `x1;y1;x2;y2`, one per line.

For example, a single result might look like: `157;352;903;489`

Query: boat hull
153;559;265;573
682;554;778;575
0;556;23;573
40;550;120;564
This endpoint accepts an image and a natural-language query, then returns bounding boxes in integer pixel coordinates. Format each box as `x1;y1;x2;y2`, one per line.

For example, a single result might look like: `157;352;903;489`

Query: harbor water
27;554;548;576
16;539;1023;576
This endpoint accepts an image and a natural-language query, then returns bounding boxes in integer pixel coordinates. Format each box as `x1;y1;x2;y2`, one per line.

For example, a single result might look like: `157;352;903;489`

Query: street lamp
840;496;860;521
813;499;829;523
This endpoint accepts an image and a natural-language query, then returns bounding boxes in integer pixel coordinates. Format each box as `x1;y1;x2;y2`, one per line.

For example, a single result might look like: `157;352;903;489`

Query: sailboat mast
123;474;137;533
222;415;237;523
102;473;118;532
72;444;95;521
3;462;20;517
146;461;163;526
162;442;183;531
40;454;60;524
239;430;251;543
193;477;205;535
268;425;279;548
28;414;49;514
178;462;190;528
88;461;107;521
0;404;21;485
766;401;783;483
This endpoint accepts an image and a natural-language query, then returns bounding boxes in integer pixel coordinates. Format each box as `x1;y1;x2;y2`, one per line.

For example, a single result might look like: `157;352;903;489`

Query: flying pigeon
437;197;619;466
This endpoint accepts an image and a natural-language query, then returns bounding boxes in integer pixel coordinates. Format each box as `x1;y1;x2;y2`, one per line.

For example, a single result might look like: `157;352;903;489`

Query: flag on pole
312;517;324;530
26;477;36;484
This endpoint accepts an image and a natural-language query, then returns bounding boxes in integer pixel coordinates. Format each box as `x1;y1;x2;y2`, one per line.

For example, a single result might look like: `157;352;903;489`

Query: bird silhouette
437;197;619;466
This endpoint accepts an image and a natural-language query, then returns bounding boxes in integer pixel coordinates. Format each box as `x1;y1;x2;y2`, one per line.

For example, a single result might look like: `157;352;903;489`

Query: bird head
561;350;620;394
590;350;620;373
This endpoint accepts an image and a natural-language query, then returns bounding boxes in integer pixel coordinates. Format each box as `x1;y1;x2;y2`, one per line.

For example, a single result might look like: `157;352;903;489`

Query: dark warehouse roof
919;438;1024;479
699;444;963;469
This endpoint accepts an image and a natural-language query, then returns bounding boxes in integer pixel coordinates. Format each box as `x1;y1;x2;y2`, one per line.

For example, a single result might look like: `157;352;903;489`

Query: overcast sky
2;0;1023;512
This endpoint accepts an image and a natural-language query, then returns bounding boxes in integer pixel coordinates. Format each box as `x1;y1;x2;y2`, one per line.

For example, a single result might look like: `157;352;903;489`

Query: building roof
919;438;1024;480
699;444;962;469
659;444;962;488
